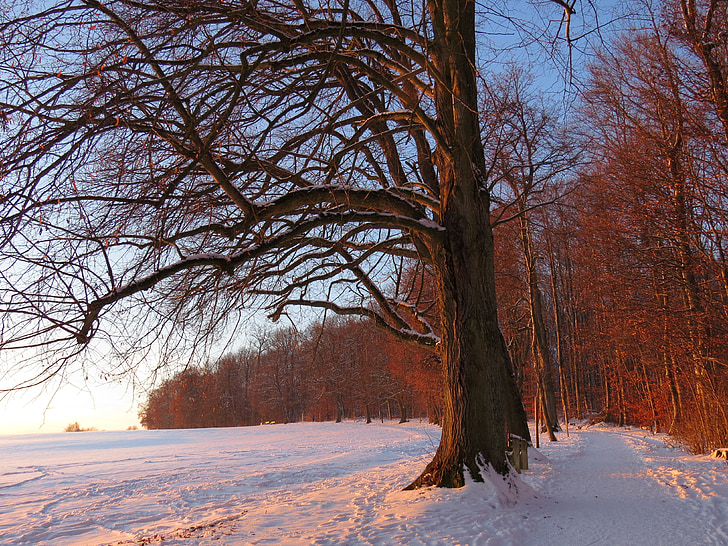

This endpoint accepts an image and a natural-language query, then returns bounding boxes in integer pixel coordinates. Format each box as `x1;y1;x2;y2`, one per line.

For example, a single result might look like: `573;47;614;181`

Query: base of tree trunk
404;458;465;489
404;448;509;489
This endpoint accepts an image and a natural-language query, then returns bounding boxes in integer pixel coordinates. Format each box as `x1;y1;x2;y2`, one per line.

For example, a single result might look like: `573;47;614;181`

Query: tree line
139;317;440;429
494;1;728;454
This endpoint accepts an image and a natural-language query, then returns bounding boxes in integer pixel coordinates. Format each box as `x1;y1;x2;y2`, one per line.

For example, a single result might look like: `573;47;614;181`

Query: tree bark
665;359;682;433
405;0;527;487
398;399;408;423
502;337;532;443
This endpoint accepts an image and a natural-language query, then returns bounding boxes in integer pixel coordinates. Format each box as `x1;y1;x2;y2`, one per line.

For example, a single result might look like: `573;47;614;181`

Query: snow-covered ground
2;421;727;545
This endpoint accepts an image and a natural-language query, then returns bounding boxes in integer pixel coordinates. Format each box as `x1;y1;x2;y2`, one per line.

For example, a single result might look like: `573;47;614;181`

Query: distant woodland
139;317;439;429
141;7;728;454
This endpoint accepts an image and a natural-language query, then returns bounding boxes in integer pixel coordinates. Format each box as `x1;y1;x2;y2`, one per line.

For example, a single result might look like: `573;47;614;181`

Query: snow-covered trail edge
525;425;728;545
2;422;728;545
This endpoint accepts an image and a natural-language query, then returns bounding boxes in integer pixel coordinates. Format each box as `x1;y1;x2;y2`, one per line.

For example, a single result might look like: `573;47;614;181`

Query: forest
139;317;440;429
137;1;728;455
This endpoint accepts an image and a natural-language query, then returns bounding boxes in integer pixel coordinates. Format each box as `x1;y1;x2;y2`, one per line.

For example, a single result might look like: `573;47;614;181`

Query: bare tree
484;68;581;440
673;0;728;142
0;0;575;487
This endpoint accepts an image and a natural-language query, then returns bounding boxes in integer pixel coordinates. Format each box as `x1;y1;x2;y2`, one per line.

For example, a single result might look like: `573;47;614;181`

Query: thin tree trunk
502;337;532;443
335;394;344;423
559;365;570;437
570;315;584;419
518;211;559;437
560;239;584;421
398;399;408;423
534;384;541;449
618;374;627;427
547;234;569;437
603;367;611;420
665;359;682;433
640;359;658;433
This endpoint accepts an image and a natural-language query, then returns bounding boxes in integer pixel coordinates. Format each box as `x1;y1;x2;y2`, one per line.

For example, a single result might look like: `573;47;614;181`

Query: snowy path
526;428;728;545
2;422;728;545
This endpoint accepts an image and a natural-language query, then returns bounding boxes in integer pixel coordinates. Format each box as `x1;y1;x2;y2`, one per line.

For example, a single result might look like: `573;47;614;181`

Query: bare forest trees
571;8;728;449
0;0;581;487
139;317;439;428
484;70;580;441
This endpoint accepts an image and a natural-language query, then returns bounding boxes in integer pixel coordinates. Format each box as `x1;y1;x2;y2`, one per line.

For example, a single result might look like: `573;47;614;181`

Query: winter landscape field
1;421;727;545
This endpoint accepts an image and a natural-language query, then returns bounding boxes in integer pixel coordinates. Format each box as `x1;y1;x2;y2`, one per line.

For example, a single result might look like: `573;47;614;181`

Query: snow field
1;421;728;545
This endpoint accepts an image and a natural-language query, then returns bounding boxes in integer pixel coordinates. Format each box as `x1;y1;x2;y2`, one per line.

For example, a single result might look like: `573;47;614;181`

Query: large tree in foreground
0;0;575;486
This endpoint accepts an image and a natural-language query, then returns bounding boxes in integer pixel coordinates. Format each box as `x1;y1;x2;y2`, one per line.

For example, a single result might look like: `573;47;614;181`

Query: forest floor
1;420;727;545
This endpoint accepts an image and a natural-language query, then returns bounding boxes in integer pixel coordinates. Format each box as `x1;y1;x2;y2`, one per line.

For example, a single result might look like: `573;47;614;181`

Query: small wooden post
508;435;529;473
534;386;541;449
508;437;520;473
519;437;528;470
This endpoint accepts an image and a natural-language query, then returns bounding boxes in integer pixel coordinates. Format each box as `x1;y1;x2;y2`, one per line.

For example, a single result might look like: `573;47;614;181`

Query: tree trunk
502;337;532;443
618;374;627;427
407;214;515;487
640;359;658;433
665;359;682;433
604;365;612;420
518;211;559;438
534;384;541;449
547;236;570;437
405;0;528;488
335;394;344;423
398;399;408;423
570;312;584;419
